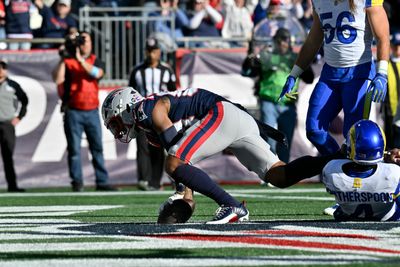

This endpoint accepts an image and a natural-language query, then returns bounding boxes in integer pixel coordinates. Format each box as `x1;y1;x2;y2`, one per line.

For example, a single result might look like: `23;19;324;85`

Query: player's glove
278;75;297;102
366;73;388;103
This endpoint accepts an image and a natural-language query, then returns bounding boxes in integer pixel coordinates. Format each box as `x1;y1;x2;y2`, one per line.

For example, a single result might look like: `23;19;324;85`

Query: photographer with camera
53;31;117;192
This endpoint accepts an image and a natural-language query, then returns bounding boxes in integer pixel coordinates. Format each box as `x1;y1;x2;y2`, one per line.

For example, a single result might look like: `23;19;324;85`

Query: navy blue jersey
134;88;226;144
135;87;225;127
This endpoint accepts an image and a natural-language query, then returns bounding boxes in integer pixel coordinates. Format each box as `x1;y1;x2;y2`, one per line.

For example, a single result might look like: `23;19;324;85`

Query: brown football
157;198;196;224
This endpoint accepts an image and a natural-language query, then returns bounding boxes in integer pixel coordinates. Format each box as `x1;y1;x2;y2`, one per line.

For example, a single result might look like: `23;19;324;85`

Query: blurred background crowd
0;0;398;50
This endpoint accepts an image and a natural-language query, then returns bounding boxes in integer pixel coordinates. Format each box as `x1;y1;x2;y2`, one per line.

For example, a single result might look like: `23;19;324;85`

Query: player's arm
152;96;178;150
293;10;324;71
366;5;390;64
365;5;390;102
278;10;323;101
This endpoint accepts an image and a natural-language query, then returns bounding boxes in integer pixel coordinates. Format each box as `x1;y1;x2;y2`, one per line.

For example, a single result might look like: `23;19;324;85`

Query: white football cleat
323;203;340;216
206;202;249;224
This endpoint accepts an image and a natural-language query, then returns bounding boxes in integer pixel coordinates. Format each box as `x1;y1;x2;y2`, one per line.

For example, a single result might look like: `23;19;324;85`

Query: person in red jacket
53;31;117;192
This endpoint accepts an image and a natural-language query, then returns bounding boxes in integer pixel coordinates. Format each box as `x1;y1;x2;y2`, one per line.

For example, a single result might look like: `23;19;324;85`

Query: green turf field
0;183;399;266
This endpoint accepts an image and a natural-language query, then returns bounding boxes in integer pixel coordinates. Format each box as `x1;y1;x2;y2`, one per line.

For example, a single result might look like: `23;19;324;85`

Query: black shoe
71;182;83;192
96;184;118;191
8;187;25;192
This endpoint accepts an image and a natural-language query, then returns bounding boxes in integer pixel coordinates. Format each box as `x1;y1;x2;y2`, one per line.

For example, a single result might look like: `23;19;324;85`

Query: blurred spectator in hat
0;59;29;192
128;37;177;191
383;31;400;149
4;0;36;50
34;0;77;48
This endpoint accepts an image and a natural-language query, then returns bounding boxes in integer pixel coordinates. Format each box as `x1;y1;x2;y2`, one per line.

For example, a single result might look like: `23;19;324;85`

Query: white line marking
0;206;124;217
231;194;335;201
0;206;123;212
0;219;78;224
0;255;383;267
0;188;327;197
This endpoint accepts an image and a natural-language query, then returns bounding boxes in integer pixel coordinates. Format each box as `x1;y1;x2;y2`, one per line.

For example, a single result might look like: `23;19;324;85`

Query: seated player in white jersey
102;87;348;224
322;120;400;221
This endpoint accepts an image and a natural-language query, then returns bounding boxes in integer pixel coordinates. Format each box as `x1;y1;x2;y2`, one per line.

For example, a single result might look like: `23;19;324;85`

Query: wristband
159;125;178;150
90;66;100;78
289;65;304;78
377;60;388;75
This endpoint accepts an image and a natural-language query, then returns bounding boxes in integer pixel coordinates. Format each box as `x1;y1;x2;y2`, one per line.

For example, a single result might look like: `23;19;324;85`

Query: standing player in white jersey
279;0;390;156
323;120;400;221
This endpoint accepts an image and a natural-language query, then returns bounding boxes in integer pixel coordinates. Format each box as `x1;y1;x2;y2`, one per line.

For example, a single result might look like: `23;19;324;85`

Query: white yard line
0;206;123;212
0;255;383;267
0;205;124;217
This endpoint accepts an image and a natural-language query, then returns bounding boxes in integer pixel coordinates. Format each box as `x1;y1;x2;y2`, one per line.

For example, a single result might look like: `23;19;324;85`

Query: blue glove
367;73;388;103
278;75;296;102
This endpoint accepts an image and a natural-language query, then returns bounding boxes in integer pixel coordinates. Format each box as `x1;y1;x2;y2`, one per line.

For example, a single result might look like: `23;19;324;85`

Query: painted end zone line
153;233;400;256
0;188;328;197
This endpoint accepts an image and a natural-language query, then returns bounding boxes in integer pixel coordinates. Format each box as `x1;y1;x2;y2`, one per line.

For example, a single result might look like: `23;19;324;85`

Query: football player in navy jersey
280;0;390;156
102;87;344;224
322;120;400;221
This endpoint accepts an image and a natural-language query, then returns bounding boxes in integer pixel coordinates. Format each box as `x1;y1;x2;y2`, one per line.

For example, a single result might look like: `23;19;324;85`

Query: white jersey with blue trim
312;0;383;68
322;159;400;221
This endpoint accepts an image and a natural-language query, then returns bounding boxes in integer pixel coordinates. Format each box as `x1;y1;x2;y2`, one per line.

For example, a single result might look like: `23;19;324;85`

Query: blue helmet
346;120;386;165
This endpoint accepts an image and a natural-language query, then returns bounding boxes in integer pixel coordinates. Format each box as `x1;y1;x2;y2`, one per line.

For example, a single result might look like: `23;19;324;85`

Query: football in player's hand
157;198;195;224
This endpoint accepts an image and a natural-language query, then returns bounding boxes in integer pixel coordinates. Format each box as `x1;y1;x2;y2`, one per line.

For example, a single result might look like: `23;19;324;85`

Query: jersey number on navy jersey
320;11;357;44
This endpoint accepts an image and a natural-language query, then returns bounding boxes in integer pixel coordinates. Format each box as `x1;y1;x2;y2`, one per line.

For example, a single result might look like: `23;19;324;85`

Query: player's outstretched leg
265;151;345;188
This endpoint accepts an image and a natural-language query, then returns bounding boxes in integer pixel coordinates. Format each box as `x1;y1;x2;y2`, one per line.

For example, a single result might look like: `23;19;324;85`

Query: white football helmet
102;87;144;143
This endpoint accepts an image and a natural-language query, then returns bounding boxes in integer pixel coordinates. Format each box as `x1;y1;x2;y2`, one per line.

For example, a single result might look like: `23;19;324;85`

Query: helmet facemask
102;87;144;143
106;111;136;143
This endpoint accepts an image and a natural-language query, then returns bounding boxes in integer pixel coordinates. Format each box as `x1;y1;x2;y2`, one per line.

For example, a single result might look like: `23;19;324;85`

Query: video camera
59;32;86;58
